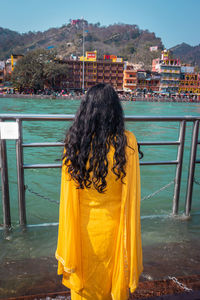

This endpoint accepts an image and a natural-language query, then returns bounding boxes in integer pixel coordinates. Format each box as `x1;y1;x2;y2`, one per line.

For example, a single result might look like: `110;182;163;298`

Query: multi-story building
179;73;200;94
159;59;181;93
0;61;4;86
59;58;124;91
123;63;137;91
0;70;4;86
136;70;160;92
152;50;181;93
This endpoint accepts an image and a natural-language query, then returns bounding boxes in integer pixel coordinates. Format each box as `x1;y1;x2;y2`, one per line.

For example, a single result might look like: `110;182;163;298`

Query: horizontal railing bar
22;141;179;148
139;141;180;146
125;116;200;122
0;114;75;121
0;114;200;122
23;160;178;169
140;160;178;166
23;163;62;169
22;142;64;147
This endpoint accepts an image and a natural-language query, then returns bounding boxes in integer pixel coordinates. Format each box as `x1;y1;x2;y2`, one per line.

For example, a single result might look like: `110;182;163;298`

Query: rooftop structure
79;51;97;62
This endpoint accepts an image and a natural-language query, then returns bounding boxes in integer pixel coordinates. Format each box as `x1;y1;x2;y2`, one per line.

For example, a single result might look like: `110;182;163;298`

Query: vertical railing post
16;119;26;225
172;120;186;215
0;124;11;228
185;120;199;216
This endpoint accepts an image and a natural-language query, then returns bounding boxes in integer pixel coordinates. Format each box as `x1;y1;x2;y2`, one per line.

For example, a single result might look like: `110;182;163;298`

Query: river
0;97;200;298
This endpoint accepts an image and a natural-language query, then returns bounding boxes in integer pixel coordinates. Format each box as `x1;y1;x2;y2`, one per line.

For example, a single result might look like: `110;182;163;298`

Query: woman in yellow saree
55;84;143;300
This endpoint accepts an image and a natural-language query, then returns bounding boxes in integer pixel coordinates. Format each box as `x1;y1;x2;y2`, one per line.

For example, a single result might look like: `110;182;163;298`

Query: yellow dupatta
55;130;143;298
111;131;143;299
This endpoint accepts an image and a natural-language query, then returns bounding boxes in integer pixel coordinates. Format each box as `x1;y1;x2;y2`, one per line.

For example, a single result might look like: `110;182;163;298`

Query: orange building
123;64;137;91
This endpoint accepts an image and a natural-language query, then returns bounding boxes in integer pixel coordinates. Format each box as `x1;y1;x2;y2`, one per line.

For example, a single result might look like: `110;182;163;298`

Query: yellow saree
55;130;143;300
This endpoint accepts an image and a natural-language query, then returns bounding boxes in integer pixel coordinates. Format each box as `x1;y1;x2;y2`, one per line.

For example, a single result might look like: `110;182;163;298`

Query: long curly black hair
63;83;127;193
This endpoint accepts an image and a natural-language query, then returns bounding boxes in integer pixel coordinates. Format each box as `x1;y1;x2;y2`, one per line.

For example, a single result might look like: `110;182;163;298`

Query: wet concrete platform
1;240;200;299
3;275;200;300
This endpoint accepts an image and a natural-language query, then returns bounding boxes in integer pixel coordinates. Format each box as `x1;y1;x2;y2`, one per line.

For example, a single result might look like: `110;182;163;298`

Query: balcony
125;75;137;80
162;69;180;74
124;83;136;87
125;69;136;73
162;77;180;81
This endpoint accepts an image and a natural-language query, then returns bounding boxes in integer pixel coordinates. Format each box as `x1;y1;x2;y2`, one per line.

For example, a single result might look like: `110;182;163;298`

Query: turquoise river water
0;97;200;298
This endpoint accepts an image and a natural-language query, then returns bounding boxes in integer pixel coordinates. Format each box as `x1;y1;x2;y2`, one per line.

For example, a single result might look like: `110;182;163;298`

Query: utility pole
82;18;85;92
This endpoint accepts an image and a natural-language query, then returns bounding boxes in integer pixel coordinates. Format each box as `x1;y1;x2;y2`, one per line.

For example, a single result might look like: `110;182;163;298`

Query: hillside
1;22;200;69
170;42;200;69
0;21;163;69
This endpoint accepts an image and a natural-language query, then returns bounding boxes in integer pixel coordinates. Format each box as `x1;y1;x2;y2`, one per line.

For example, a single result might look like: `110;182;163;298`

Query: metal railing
0;114;200;227
185;120;200;215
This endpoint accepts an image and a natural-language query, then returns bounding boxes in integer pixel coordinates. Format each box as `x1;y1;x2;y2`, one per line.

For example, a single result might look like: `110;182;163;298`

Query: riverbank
0;93;199;103
3;275;200;299
1;237;200;298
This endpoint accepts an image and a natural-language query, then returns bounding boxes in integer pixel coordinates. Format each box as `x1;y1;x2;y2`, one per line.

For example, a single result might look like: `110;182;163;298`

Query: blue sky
1;0;199;48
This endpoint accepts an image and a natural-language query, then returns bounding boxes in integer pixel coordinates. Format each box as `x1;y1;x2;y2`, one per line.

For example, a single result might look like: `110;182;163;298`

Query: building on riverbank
137;70;160;93
159;59;181;93
58;58;124;91
123;63;137;91
123;63;160;93
1;49;200;97
179;72;200;94
0;61;4;86
152;50;181;93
